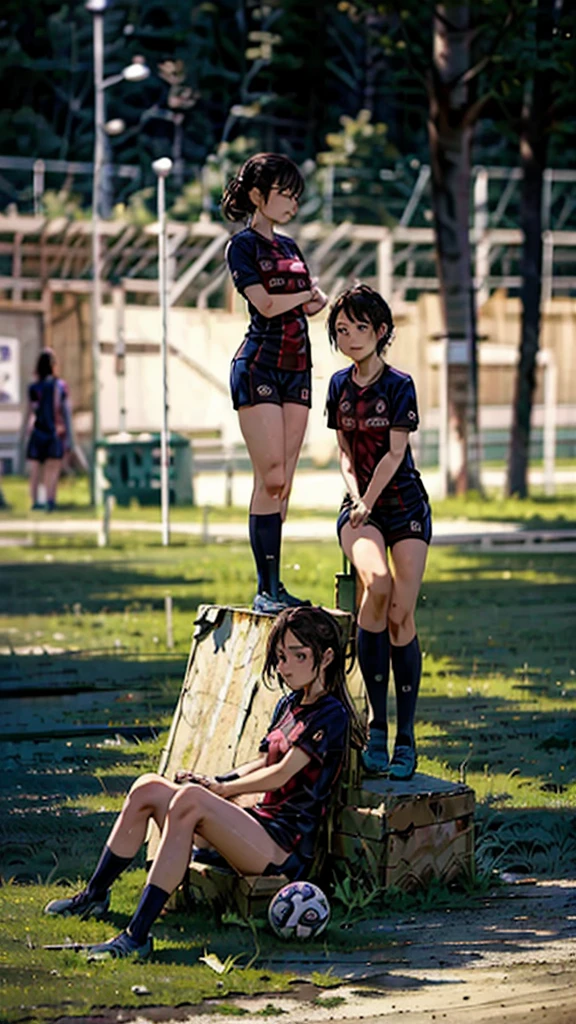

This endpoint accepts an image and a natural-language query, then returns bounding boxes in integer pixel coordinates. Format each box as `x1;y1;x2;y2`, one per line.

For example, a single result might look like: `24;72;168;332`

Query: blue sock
250;513;281;598
86;846;133;900
127;883;171;945
391;635;421;747
357;627;390;731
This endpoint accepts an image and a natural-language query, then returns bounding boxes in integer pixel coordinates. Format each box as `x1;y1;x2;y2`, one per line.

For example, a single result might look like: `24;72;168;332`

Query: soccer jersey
226;227;312;372
250;691;349;862
325;364;427;512
29;378;69;441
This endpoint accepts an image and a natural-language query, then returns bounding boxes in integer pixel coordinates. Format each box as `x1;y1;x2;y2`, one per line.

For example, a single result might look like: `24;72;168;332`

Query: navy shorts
26;430;64;463
337;494;432;549
230;358;312;411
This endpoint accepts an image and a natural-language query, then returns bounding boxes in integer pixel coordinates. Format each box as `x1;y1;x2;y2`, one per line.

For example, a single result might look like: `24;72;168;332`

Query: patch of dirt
52;877;576;1024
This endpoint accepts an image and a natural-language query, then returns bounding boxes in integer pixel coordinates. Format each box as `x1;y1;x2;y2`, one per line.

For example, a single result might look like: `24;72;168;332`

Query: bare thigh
194;790;290;874
282;403;309;505
340;521;391;630
238;403;285;513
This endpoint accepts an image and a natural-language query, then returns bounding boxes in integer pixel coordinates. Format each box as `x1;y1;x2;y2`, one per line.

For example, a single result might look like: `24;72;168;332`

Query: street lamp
86;0;150;504
152;157;173;546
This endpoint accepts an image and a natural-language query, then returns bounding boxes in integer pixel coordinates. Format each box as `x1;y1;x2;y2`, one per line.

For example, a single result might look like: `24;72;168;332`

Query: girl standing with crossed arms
222;153;327;614
325;284;431;780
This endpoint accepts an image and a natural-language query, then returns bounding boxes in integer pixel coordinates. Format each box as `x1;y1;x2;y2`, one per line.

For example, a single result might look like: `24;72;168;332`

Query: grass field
1;503;575;1022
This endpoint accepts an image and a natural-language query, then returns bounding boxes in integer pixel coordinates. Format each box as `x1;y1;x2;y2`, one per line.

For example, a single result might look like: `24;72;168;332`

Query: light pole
152;157;173;547
86;0;149;504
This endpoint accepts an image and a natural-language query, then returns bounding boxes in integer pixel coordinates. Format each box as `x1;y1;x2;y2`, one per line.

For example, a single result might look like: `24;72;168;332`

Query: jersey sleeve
390;375;419;431
325;374;340;430
290;701;349;765
226;233;261;294
259;695;290;753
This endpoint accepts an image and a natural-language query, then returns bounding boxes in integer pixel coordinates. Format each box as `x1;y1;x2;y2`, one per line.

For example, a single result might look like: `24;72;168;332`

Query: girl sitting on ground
45;606;361;960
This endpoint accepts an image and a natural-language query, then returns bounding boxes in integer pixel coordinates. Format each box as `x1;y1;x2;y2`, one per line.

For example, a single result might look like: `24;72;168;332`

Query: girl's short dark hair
327;284;395;357
263;605;364;749
221;153;304;222
36;348;56;380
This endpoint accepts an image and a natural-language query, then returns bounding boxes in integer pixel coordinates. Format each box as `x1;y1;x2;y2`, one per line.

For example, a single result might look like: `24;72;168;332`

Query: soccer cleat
277;583;312;608
31;502;45;511
389;744;417;781
44;888;110;920
86;930;153;962
252;591;286;615
361;727;390;775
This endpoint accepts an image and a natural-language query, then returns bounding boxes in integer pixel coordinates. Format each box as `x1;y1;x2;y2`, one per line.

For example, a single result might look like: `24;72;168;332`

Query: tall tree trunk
507;0;556;498
428;4;481;494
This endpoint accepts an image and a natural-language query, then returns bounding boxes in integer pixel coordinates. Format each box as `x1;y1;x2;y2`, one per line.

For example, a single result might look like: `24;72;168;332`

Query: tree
505;0;575;497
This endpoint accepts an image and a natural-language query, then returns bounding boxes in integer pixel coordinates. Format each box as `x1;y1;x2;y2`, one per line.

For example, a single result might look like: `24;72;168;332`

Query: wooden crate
331;772;475;892
169;862;290;918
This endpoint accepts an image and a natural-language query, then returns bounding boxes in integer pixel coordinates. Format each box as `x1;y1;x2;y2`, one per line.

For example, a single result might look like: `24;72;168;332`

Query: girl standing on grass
26;348;72;512
325;284;431;780
44;606;361;961
222;153;327;614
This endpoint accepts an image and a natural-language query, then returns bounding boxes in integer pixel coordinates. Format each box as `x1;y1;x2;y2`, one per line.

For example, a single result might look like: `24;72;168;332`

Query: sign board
0;338;20;405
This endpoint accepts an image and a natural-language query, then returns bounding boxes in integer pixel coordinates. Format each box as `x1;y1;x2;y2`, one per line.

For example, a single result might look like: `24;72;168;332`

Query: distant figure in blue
325;284;432;780
222;153;327;614
26;348;72;511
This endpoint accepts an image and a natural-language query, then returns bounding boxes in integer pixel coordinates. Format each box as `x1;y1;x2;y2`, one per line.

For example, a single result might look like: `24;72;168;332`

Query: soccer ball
267;881;331;940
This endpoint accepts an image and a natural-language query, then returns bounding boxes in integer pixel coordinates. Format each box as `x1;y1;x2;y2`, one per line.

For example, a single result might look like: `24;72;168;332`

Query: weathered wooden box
331;772;475;892
151;605;475;912
169;862;290;919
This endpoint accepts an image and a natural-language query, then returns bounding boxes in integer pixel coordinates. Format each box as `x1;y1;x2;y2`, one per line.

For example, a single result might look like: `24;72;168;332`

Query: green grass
0;521;575;1021
1;474;576;526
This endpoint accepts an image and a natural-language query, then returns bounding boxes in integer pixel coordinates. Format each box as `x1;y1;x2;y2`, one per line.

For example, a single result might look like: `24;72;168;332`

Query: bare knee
388;600;414;642
260;461;285;500
127;773;166;810
363;572;392;618
167;783;206;823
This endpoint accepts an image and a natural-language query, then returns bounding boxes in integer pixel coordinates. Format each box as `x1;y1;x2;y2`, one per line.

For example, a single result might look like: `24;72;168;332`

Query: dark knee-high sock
249;514;266;593
391;635;422;747
127;883;171;944
357;626;390;732
86;846;133;899
250;512;281;597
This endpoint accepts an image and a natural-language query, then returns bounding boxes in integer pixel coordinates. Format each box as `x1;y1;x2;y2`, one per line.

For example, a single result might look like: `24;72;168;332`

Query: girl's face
253;182;300;224
274;629;331;693
334;311;385;363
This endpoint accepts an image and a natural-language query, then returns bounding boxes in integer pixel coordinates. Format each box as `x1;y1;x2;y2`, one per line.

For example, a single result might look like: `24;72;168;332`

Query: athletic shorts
230;358;312;411
337;494;432;549
26;430;64;463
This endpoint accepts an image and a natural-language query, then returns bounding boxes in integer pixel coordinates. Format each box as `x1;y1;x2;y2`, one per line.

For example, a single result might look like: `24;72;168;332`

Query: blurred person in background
26;348;72;511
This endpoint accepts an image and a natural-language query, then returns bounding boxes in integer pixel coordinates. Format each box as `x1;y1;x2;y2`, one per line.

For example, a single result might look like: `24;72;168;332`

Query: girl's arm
244;283;313;319
208;746;311;799
351;429;409;527
336;430;361;502
174;754;267;786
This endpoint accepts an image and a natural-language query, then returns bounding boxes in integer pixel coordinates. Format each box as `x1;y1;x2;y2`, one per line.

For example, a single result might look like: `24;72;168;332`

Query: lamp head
152;157;173;179
123;58;150;83
86;0;107;12
105;118;126;136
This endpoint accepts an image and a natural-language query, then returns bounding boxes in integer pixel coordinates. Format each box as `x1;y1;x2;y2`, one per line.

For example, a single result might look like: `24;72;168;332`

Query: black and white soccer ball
268;881;331;940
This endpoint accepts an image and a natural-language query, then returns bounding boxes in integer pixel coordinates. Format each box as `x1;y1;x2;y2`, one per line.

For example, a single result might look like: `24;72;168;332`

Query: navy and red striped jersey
250;691;349;861
325;364;427;512
226;227;312;372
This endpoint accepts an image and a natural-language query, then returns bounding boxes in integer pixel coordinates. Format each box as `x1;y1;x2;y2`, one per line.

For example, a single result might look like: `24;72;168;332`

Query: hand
174;769;211;786
349;497;371;528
